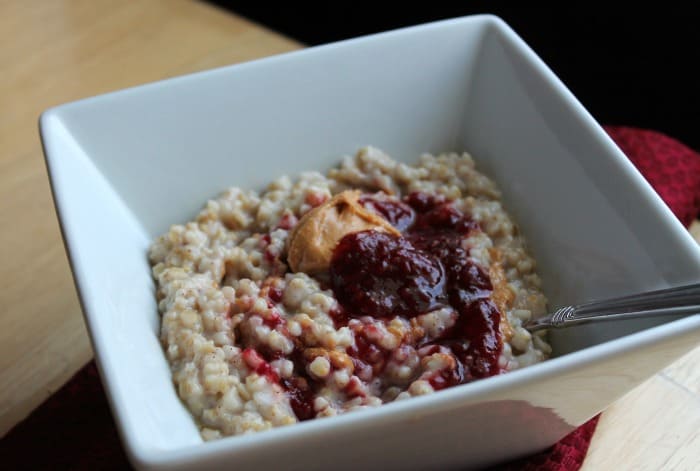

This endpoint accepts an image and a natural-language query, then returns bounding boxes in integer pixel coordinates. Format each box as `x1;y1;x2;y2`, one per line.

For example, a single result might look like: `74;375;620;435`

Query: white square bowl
40;15;700;471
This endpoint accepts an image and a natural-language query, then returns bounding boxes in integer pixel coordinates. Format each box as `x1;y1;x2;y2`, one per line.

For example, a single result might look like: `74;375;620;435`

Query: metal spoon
524;282;700;332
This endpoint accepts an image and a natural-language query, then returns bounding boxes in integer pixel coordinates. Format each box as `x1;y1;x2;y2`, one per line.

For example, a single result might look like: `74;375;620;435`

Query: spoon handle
524;282;700;332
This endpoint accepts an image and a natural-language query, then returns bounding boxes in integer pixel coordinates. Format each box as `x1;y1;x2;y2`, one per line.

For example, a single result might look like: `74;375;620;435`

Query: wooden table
1;1;698;468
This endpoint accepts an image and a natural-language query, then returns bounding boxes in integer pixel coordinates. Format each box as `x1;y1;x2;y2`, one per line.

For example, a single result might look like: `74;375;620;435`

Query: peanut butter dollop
287;190;400;274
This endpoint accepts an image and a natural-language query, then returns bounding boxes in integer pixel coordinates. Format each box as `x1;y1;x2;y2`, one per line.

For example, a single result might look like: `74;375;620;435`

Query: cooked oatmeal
149;147;551;439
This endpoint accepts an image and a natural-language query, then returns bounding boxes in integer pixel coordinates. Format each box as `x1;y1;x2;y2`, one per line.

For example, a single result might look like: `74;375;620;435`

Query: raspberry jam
359;195;415;231
330;192;503;385
330;231;445;318
281;376;315;421
242;348;279;383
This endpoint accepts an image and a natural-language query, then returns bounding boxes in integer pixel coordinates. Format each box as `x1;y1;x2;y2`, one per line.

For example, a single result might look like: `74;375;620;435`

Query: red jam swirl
359;195;415;231
330;231;445;318
281;376;315;421
330;192;503;386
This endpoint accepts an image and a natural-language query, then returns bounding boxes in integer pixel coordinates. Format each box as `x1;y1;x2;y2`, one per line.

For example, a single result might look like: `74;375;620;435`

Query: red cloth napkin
2;127;699;470
605;126;700;227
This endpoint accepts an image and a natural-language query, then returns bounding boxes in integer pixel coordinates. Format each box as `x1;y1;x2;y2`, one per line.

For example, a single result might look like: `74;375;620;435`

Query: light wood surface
1;1;698;469
0;0;299;437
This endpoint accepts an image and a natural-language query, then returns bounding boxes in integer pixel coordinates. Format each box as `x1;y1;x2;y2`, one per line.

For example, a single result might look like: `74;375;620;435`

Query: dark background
208;2;699;150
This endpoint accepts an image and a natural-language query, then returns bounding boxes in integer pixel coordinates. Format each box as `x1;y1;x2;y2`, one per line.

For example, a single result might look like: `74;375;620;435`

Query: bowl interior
42;15;700;458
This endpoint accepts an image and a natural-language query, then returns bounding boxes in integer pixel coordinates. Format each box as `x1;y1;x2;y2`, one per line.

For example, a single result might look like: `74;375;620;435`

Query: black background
208;2;699;150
